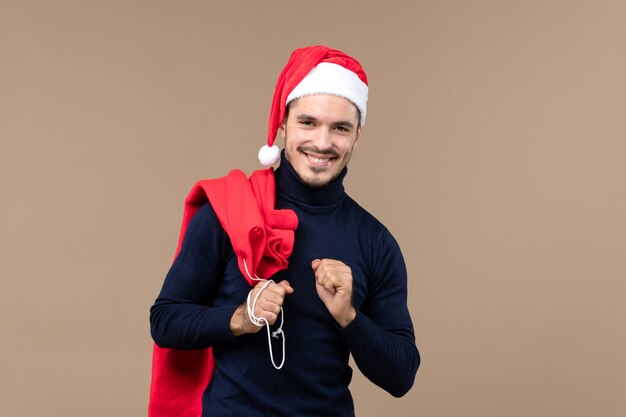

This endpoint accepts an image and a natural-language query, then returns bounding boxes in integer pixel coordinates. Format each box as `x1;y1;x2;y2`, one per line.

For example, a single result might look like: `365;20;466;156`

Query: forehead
287;94;360;123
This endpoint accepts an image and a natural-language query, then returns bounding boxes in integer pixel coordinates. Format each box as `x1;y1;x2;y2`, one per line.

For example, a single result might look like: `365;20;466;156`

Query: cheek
286;130;309;148
336;138;356;155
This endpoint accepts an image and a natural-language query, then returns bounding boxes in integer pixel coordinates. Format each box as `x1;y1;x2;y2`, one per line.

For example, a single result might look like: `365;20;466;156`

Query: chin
299;170;338;188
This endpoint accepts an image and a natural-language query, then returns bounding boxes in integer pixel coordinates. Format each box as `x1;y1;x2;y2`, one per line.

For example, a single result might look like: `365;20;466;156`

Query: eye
335;125;350;132
299;120;314;126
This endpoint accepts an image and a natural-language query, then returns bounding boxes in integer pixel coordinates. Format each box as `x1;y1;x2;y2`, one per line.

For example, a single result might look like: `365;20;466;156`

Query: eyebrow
296;114;355;129
296;114;317;121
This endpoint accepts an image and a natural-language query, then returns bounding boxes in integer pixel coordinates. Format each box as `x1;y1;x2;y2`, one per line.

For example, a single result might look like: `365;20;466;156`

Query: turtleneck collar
274;150;347;207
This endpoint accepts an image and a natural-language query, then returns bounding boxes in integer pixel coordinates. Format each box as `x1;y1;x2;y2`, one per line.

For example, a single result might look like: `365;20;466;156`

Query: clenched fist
230;280;294;336
311;259;356;328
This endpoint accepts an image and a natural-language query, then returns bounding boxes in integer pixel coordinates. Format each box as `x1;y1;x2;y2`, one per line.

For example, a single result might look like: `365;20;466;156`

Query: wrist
230;304;249;337
336;307;357;328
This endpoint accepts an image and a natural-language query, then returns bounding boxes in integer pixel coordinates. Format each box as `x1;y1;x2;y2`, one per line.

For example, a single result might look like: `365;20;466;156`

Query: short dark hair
284;97;362;128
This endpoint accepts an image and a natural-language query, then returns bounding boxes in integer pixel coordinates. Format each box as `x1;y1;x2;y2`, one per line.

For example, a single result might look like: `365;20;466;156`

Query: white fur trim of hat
286;62;368;126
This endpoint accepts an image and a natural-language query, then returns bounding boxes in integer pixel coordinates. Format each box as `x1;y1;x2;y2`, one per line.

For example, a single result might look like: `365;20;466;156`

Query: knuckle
254;303;265;314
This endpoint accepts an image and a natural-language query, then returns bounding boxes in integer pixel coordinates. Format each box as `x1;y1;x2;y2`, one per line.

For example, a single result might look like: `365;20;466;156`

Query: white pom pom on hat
258;45;369;166
258;144;281;166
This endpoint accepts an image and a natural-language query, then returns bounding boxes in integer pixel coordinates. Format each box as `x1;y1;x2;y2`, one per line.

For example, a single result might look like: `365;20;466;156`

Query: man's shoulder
342;195;406;271
343;194;392;236
185;201;222;234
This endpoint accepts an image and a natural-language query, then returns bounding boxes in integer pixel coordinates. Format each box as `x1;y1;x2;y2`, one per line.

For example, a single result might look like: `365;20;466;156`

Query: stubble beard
286;143;353;189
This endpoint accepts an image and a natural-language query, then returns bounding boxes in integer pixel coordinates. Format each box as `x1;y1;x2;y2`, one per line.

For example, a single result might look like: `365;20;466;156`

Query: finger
316;275;338;294
322;264;351;276
260;311;278;326
257;299;282;316
252;280;270;291
251;282;283;301
313;260;350;279
265;281;293;298
311;259;321;271
323;280;337;293
316;258;346;268
257;290;285;307
315;262;352;280
278;280;295;294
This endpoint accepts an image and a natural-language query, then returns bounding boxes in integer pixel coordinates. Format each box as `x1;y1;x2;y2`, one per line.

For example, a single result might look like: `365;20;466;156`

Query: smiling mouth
301;150;337;166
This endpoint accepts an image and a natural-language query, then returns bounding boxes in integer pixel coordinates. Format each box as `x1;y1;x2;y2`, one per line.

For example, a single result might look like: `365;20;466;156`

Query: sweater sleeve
150;203;239;350
340;228;420;397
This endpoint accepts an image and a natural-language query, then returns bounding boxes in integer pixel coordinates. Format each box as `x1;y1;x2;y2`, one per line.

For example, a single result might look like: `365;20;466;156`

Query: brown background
2;1;625;416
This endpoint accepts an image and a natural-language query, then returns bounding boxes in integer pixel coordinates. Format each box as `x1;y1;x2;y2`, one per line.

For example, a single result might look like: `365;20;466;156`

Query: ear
354;127;362;146
278;121;286;139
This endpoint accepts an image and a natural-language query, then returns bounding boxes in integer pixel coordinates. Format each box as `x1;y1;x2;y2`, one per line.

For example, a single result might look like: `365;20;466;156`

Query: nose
310;126;332;150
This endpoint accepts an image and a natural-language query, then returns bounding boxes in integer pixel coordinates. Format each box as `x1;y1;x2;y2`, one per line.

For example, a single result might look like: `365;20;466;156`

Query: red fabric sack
148;168;298;417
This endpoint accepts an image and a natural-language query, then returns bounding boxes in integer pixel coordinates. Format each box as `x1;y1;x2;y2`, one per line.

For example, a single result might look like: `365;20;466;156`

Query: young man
149;45;420;417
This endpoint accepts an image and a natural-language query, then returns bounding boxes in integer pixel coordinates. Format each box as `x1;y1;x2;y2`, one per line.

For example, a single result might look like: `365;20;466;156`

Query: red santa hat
258;45;369;166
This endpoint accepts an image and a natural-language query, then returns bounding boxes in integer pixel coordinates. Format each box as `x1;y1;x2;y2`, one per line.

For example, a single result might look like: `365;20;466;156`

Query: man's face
279;94;361;188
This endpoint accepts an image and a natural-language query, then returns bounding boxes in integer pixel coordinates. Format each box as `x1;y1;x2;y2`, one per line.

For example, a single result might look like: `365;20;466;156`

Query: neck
274;151;347;206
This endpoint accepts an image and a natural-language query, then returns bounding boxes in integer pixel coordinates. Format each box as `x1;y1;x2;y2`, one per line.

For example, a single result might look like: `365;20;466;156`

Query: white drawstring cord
243;259;286;370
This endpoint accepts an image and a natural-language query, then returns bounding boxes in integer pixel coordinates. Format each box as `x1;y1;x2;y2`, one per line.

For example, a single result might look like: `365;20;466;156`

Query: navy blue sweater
150;157;420;416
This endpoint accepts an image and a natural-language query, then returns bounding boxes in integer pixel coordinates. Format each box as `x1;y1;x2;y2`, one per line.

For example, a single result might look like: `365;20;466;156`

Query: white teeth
307;154;330;163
